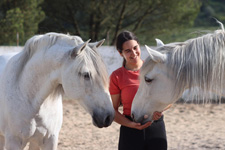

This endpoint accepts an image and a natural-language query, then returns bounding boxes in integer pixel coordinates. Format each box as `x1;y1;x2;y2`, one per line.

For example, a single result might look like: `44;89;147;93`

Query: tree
195;0;225;27
0;8;24;45
135;0;201;44
40;0;201;45
0;0;45;45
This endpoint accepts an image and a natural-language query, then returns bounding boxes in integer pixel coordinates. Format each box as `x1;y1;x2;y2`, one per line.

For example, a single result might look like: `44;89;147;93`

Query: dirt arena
58;100;225;150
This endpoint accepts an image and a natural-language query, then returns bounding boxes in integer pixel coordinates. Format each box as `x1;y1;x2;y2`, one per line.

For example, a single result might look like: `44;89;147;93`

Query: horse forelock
140;57;156;80
75;46;109;89
166;29;225;98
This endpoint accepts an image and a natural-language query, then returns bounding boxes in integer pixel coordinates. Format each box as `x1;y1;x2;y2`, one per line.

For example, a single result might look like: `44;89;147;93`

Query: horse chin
92;117;113;128
140;120;152;125
92;121;104;128
140;117;153;125
132;113;153;125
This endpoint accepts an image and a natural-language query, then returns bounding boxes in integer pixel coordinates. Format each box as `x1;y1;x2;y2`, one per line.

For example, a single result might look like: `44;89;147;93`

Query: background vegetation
0;0;224;46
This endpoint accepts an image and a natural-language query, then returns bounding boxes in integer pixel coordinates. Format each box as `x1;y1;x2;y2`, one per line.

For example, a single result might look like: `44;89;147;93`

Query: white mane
11;33;83;80
159;29;225;99
131;22;225;125
23;32;83;61
22;32;108;93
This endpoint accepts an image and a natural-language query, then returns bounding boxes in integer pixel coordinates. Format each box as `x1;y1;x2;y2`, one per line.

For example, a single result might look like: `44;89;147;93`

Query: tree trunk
66;3;81;36
110;0;128;45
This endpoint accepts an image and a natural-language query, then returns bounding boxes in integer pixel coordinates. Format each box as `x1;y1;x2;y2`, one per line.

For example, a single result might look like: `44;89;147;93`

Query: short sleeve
109;71;121;95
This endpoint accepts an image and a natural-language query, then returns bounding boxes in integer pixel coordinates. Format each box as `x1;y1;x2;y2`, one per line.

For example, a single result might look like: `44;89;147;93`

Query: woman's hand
152;111;163;121
130;111;162;130
131;111;162;130
152;104;173;121
131;121;152;130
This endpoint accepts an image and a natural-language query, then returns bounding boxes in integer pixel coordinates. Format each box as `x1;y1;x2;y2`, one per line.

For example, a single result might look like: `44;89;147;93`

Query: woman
109;31;168;150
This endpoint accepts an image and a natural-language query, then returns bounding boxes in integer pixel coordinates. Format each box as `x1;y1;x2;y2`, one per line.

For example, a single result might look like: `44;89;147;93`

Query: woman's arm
111;94;152;130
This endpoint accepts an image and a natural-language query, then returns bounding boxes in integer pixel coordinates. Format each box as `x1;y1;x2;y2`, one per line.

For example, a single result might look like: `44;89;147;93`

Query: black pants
118;116;167;150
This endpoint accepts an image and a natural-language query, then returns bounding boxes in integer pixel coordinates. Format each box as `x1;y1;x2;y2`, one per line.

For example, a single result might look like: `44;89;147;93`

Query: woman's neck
125;60;143;71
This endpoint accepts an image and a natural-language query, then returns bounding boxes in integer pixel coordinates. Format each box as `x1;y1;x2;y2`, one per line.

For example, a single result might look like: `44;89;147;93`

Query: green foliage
0;8;24;45
21;0;45;39
150;26;219;46
133;0;201;45
0;0;45;45
40;0;201;45
195;0;225;27
2;0;224;46
40;0;125;42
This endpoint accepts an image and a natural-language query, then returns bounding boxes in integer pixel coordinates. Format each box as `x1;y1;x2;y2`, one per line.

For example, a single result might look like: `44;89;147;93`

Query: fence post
17;32;19;46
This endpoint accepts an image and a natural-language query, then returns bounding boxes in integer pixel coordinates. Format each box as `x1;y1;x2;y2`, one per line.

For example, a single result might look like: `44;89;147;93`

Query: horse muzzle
92;110;115;128
131;112;153;125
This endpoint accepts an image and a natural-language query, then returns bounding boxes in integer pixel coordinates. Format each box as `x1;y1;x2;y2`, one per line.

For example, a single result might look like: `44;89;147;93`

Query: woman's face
121;40;141;65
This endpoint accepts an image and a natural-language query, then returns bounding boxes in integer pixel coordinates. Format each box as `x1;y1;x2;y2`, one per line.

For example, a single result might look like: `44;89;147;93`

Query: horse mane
23;32;83;60
14;32;84;77
165;28;225;100
142;23;225;101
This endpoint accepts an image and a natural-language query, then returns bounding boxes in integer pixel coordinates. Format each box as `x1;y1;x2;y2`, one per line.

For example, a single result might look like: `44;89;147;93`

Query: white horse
131;22;225;124
0;52;19;74
0;33;115;150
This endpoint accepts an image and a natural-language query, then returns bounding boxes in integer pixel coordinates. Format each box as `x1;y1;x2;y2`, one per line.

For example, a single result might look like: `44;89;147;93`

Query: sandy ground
57;100;225;150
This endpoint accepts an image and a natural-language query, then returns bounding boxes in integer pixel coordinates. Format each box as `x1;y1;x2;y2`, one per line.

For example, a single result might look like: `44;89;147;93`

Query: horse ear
71;39;91;58
155;38;164;47
95;39;105;48
145;45;166;63
89;39;105;49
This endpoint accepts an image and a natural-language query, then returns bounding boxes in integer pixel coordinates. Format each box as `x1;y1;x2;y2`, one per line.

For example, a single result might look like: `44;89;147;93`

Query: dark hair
116;31;139;53
116;31;139;66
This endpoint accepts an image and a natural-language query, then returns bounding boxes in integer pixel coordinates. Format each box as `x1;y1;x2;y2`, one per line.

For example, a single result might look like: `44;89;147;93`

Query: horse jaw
131;63;179;124
77;90;114;128
131;84;175;124
61;55;114;128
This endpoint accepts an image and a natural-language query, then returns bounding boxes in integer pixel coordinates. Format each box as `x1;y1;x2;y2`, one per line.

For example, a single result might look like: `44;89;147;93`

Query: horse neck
168;31;225;100
17;50;64;107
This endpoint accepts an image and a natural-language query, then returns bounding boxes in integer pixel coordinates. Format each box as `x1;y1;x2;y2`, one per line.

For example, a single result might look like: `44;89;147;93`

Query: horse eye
79;72;91;80
145;76;153;83
83;72;91;80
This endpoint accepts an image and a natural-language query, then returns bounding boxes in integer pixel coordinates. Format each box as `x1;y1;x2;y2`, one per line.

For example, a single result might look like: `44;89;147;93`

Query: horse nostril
104;115;111;126
131;113;134;119
131;113;135;121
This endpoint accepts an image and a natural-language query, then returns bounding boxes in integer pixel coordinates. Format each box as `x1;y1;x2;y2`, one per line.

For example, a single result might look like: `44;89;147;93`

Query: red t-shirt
109;67;140;116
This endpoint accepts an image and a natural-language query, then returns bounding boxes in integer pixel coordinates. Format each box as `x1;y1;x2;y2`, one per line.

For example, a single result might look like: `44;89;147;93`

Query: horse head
132;21;225;124
61;39;114;128
131;45;178;124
